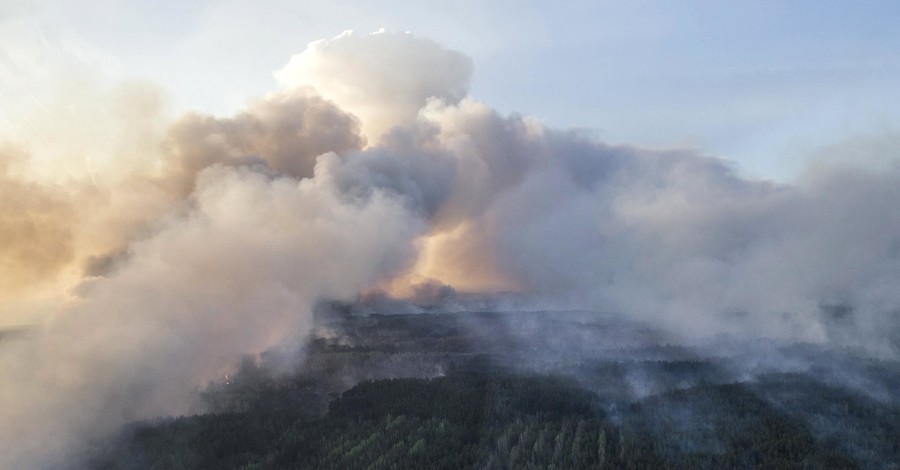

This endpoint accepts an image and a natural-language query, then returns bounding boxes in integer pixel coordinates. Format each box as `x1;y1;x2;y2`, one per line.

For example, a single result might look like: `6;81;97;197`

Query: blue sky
3;0;900;180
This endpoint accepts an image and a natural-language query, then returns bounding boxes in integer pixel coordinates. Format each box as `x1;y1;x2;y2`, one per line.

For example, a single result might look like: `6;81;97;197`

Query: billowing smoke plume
0;163;422;467
160;88;365;195
1;29;900;466
276;29;473;143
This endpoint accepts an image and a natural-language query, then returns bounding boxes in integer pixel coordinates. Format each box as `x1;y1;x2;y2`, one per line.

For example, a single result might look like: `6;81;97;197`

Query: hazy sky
3;0;899;180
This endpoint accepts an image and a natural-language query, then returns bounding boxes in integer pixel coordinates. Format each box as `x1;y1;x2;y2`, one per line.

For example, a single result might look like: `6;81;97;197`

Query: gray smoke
1;29;899;467
160;88;365;195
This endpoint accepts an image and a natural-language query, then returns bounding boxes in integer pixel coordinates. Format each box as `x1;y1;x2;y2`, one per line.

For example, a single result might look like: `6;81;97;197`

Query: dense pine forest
88;310;900;469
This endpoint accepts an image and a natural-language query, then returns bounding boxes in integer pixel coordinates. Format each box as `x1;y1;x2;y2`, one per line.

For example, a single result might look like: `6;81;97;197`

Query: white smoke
1;29;900;468
275;29;473;143
0;164;421;468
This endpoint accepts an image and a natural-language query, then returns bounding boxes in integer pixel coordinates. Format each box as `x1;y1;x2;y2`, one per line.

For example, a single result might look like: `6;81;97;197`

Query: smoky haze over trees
91;308;900;469
0;30;899;468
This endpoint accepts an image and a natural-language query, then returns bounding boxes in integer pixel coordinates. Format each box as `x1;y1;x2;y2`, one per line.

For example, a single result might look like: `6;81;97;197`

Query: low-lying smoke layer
1;29;899;467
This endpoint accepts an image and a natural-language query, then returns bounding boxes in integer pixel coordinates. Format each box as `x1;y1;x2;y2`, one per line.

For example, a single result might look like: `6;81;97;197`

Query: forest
88;309;900;469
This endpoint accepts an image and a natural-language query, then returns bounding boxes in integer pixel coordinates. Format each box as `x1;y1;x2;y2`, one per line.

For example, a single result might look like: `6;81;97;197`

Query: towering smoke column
1;29;900;466
276;29;473;143
0;30;450;468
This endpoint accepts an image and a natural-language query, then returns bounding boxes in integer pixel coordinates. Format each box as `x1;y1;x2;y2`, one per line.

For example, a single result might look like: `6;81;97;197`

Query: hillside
89;310;900;469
